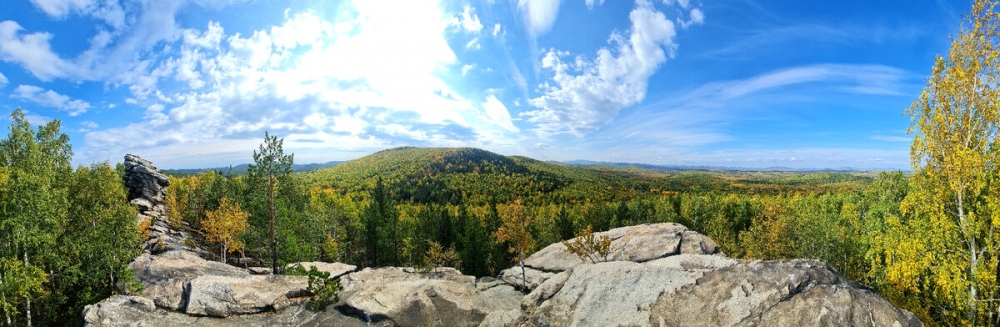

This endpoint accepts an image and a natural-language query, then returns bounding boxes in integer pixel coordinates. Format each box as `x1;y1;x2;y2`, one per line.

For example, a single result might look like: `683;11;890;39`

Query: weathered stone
338;267;521;327
123;154;210;256
287;261;357;279
129;250;249;310
515;254;921;327
648;259;922;327
130;251;248;286
83;295;160;327
123;154;169;205
130;198;154;212
523;223;720;272
498;266;555;291
185;275;310;317
84;296;371;327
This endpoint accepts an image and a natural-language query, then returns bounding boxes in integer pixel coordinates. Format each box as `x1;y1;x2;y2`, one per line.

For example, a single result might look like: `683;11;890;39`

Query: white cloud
78;1;522;165
466;37;481;50
525;0;677;136
462;64;474;75
0;71;7;87
29;0;124;27
585;0;606;9
517;0;563;36
458;6;483;32
681;8;704;28
23;111;51;126
78;120;98;132
662;0;689;9
714;64;912;98
11;84;91;116
483;95;519;132
30;0;96;18
0;21;76;81
492;23;502;37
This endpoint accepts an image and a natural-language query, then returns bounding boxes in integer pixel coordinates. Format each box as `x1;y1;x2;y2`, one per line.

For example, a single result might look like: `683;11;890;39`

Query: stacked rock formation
84;155;922;326
123;154;190;254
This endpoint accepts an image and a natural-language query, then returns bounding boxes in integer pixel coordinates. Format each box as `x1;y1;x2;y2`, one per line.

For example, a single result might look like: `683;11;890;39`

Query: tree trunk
221;242;227;264
958;192;979;322
1;268;10;326
269;168;277;275
23;252;30;327
519;251;527;291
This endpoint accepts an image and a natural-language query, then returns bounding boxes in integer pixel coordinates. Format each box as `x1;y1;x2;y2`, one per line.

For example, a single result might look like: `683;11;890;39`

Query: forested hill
301;146;874;206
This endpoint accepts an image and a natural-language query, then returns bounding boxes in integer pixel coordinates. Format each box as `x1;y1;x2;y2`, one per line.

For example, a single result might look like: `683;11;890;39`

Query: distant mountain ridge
560;159;875;172
163;161;343;176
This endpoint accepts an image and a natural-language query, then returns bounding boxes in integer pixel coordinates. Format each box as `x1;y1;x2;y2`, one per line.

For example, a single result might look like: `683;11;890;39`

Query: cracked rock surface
512;254;921;327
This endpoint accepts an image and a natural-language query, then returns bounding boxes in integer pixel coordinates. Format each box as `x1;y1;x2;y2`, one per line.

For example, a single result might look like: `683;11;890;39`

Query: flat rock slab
523;223;721;272
185;275;310;317
83;295;372;327
131;250;248;285
338;267;520;327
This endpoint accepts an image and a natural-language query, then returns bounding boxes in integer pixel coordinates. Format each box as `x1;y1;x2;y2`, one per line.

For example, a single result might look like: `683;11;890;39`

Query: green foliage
0;109;142;325
284;264;342;311
877;0;1000;324
248;132;295;273
423;241;461;272
562;225;612;264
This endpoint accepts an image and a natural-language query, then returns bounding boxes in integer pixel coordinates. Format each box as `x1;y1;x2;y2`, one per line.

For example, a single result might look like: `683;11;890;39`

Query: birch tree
895;0;1000;323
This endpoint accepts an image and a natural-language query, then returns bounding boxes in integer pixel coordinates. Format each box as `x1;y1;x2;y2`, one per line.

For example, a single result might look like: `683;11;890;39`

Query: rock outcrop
523;222;721;272
85;155;920;327
337;267;521;326
123;154;202;255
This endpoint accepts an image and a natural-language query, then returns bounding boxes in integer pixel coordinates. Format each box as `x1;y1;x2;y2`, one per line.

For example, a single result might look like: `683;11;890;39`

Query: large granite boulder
185;275;310;317
523;223;720;272
513;254;921;327
505;223;722;292
129;250;250;310
337;267;522;327
127;250;311;316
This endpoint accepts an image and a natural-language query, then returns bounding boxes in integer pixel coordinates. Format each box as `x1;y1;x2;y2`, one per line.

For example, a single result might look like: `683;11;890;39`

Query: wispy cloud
675;64;917;104
11;84;91;116
871;135;911;142
701;22;928;61
563;63;918;168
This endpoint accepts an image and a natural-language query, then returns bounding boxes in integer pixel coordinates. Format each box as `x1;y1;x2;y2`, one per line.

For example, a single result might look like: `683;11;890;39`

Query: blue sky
0;0;967;169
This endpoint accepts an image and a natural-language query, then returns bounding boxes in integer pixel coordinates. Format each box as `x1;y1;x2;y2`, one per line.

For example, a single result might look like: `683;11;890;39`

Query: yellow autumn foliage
202;197;250;263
